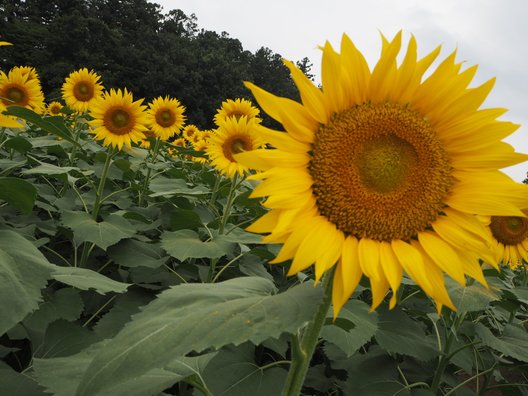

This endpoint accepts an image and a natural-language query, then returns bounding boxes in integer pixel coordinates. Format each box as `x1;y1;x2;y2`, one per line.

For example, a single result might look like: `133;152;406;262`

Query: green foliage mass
0;0;313;128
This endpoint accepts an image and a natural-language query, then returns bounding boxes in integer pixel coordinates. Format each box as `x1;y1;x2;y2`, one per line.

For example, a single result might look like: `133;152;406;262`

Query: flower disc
147;96;186;140
62;68;103;113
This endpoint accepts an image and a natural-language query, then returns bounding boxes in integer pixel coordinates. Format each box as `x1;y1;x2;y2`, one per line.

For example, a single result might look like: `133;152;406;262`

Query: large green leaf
0;230;52;334
75;278;322;396
447;279;501;313
61;211;135;250
0;177;37;213
33;341;216;396
51;266;130;294
475;323;528;362
374;308;438;361
0;362;46;396
4;106;76;144
322;299;379;357
161;229;234;260
200;343;287;396
149;177;210;197
107;239;168;268
22;162;81;176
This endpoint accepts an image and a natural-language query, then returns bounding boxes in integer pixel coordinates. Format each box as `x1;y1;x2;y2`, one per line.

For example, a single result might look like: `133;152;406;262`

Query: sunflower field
1;30;528;396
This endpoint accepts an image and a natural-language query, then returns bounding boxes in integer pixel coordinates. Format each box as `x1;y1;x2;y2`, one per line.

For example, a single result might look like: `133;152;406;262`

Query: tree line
0;0;314;128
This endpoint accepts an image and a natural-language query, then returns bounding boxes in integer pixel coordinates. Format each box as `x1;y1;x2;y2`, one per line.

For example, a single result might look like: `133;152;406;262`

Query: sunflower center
104;108;134;135
73;82;94;102
490;215;528;245
309;102;453;242
155;109;175;127
222;136;252;162
5;86;27;106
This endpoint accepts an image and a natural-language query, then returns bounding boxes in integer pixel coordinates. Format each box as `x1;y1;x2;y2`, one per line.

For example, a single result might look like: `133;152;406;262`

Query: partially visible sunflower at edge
483;212;528;269
235;32;528;317
62;68;104;113
89;88;148;150
146;96;186;141
0;67;45;113
207;116;264;178
214;98;261;126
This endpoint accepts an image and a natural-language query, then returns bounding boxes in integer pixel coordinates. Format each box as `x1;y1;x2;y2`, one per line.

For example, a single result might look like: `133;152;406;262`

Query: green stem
282;270;334;396
219;173;239;234
430;312;466;393
208;172;222;211
138;137;162;206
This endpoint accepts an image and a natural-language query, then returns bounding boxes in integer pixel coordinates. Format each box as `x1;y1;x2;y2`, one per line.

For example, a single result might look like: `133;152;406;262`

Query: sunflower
171;137;187;148
0;68;45;113
46;101;64;116
62;68;104;113
207;116;263;178
146;96;186;141
214;98;261;126
236;32;528;317
0;101;23;128
89;88;148;150
138;129;157;149
182;124;200;142
192;139;209;164
12;66;39;81
485;213;528;269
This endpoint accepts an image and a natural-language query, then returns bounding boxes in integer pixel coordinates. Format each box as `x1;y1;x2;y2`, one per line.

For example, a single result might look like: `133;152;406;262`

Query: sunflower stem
282;269;334;396
138;137;162;206
218;173;238;234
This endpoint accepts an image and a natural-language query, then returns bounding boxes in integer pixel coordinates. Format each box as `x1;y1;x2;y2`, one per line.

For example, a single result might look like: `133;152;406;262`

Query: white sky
151;0;528;181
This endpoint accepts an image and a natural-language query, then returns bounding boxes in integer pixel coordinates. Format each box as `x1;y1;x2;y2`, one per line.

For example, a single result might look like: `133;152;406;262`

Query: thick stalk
282;270;334;396
218;173;238;234
138;138;162;206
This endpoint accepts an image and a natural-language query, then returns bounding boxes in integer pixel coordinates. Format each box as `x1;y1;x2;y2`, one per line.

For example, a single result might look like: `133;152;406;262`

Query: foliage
0;0;304;128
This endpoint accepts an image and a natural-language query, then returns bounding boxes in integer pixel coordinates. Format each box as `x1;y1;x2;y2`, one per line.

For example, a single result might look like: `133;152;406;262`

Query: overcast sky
151;0;528;181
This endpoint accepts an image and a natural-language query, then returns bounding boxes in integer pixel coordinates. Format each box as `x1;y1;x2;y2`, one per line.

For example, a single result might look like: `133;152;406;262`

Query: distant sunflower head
183;124;200;142
46;101;64;116
138;129;157;149
62;68;104;113
214;98;261;126
207;116;263;178
88;88;148;150
171;137;187;148
236;32;528;317
0;68;45;113
146;96;186;141
192;139;209;164
487;212;528;269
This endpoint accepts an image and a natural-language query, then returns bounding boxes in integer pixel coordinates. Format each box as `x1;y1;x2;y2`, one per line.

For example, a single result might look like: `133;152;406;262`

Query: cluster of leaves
0;0;314;128
1;109;528;395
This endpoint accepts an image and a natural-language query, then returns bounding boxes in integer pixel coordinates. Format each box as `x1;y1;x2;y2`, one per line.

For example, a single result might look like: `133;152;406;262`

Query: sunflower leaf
51;266;130;295
475;323;528;362
0;230;52;335
160;229;234;260
75;277;322;396
0;176;37;213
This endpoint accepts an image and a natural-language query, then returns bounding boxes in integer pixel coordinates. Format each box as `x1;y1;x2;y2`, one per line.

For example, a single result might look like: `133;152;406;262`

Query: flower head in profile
236;32;528;317
46;101;64;116
62;68;104;113
214;98;261;126
485;212;528;269
207;116;264;178
0;67;45;113
146;96;186;141
89;88;148;150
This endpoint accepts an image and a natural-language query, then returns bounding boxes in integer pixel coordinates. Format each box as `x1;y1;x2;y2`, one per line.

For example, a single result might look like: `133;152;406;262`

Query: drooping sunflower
62;68;104;113
0;68;45;113
46;101;64;116
485;213;528;269
182;124;200;142
146;96;186;141
236;32;528;317
89;88;148;150
207;116;264;178
214;98;261;126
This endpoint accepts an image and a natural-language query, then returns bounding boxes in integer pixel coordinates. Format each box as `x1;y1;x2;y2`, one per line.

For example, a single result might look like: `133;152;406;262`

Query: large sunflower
214;98;261;126
207;116;263;178
89;88;148;150
486;213;528;269
236;32;528;317
0;68;45;113
62;68;104;113
146;96;186;141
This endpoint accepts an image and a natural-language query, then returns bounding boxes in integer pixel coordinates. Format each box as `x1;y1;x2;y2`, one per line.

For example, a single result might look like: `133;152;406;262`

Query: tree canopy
0;0;314;128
